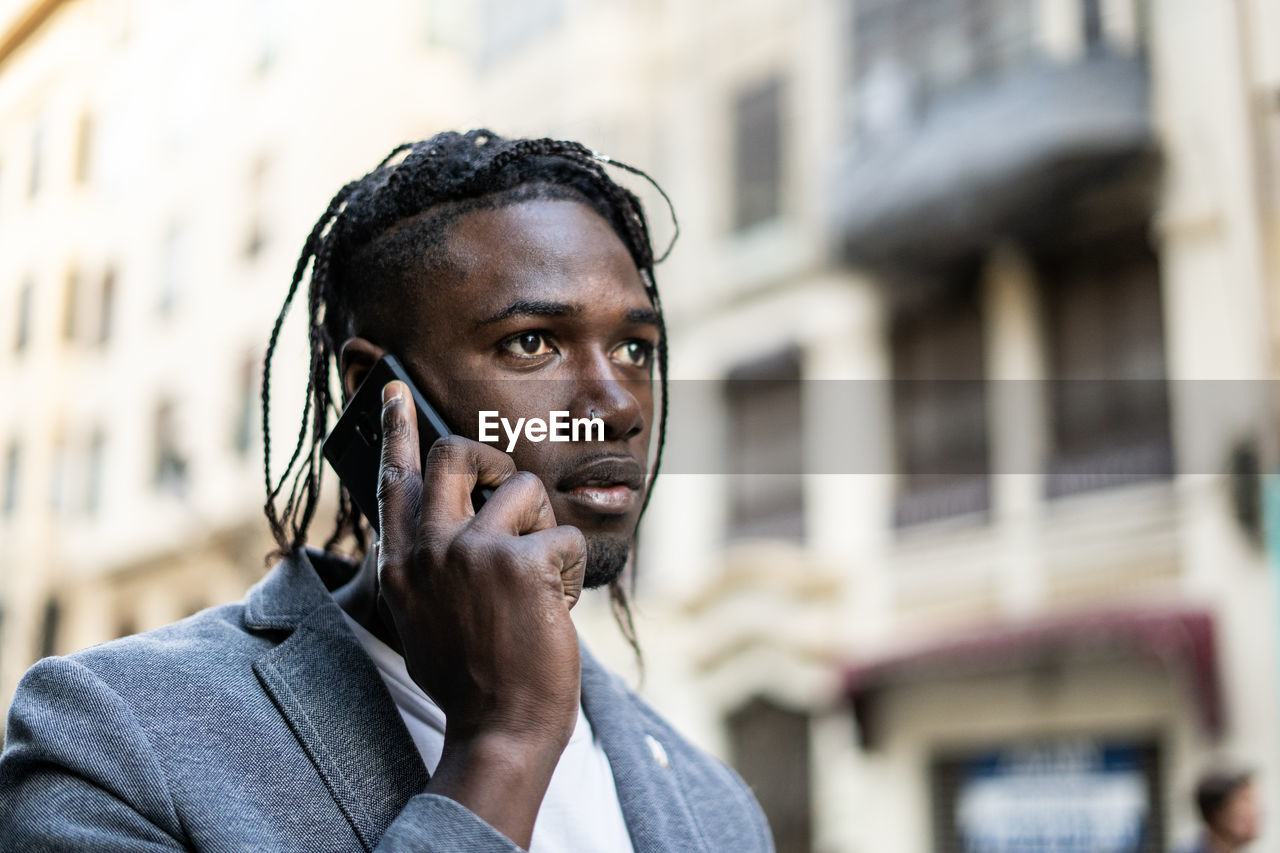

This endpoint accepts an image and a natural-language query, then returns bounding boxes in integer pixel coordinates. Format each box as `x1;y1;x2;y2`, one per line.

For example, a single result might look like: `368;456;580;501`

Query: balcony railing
850;0;1041;141
833;1;1153;268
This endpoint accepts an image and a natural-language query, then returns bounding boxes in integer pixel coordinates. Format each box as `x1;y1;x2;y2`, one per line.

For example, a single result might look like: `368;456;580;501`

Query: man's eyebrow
475;300;582;327
625;308;661;327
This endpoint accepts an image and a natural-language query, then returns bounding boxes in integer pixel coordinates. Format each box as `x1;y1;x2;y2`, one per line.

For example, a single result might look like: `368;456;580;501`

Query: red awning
843;607;1222;749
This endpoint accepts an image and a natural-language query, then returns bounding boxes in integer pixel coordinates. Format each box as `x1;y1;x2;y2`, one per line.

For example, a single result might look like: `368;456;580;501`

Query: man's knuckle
492;449;518;475
425;435;467;475
563;525;588;555
509;470;543;494
377;463;408;494
433;434;468;458
380;407;408;437
444;529;481;565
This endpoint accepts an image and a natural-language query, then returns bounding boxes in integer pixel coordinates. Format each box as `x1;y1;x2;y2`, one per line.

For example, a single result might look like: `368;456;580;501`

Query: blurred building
3;1;1280;852
0;0;470;715
610;1;1280;852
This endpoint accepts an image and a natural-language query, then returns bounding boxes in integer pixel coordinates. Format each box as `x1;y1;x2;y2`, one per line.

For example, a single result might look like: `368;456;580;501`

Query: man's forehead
444;198;625;262
435;199;649;314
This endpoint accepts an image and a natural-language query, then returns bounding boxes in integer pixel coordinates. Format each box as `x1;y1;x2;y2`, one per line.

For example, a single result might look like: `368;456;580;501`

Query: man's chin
583;535;631;589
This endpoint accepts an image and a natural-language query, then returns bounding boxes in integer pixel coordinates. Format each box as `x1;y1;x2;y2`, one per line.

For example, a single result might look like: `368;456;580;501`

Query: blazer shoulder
2;653;189;846
607;676;774;851
60;601;271;709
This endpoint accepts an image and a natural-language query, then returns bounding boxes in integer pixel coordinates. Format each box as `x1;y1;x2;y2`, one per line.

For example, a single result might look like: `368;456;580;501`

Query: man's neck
332;543;406;657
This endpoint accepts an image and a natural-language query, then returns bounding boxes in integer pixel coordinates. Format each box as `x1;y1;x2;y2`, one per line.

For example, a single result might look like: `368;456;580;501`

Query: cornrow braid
261;130;676;661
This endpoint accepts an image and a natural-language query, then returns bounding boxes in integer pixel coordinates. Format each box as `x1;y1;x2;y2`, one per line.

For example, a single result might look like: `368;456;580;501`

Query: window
153;399;189;498
244;156;270;260
254;0;285;74
28;117;45;198
423;0;467;49
158;222;187;316
732;76;785;231
973;0;1038;75
14;279;34;354
114;614;138;639
86;428;105;514
1082;0;1105;51
478;0;563;66
3;441;20;516
728;698;811;853
890;271;989;525
62;266;80;343
74;111;94;185
1038;228;1171;497
725;348;804;541
97;268;116;346
49;431;71;514
38;596;61;658
1134;0;1152;55
232;352;258;457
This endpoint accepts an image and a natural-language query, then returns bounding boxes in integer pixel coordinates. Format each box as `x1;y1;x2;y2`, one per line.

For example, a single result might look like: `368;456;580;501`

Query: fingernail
382;382;402;406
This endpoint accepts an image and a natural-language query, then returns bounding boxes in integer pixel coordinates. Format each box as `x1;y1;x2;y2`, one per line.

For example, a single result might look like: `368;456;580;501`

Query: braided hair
261;130;676;652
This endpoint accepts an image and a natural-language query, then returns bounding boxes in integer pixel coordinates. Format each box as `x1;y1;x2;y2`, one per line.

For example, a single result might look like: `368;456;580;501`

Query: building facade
0;0;469;713
608;1;1280;851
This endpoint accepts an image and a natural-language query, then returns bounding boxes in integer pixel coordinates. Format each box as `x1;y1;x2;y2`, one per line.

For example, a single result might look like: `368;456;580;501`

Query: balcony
832;43;1154;269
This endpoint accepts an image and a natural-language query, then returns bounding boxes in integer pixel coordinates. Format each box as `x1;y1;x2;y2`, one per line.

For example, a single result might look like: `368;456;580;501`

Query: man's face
376;199;657;588
1216;782;1262;846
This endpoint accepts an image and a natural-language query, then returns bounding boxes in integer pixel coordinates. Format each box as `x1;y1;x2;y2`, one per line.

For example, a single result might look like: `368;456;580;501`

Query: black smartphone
322;354;490;534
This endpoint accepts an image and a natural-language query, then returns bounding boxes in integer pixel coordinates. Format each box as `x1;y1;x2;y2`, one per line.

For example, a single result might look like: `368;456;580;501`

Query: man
1176;768;1261;853
0;131;773;851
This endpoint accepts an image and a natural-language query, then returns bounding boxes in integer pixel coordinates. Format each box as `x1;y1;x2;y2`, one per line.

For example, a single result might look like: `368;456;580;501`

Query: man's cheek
507;444;546;478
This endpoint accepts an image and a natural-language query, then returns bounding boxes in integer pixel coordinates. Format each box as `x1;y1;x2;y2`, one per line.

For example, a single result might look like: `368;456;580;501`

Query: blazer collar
243;547;357;631
244;549;707;853
246;549;430;851
580;647;710;853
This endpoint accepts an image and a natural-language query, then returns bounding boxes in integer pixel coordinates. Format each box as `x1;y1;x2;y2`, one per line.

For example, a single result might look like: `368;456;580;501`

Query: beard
583;534;631;589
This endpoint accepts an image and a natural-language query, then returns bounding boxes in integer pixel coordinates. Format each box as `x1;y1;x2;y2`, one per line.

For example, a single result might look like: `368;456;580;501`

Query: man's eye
611;340;653;368
502;332;555;358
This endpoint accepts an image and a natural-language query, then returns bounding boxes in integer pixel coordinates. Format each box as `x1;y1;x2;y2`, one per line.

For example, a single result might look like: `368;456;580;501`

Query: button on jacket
0;549;774;852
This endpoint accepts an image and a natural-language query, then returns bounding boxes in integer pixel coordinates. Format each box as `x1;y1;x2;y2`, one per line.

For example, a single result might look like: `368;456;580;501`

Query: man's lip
562;485;637;515
556;457;645;492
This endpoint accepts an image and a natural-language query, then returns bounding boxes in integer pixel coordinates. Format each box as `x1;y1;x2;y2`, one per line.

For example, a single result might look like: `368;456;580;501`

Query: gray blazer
0;549;773;852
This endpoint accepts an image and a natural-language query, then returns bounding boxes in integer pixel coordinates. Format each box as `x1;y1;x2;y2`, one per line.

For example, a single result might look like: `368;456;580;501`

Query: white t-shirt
341;612;636;853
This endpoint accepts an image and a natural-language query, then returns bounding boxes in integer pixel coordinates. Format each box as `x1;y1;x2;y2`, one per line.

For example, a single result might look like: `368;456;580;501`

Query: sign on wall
932;738;1163;853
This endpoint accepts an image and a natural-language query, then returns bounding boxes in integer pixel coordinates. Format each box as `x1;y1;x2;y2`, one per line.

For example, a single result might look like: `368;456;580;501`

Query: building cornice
0;0;72;71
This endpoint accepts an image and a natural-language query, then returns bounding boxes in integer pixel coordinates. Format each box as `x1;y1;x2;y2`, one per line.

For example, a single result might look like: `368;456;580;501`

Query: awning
843;607;1222;749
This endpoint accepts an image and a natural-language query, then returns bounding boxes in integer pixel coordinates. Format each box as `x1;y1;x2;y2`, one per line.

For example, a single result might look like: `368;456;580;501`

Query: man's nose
571;352;645;442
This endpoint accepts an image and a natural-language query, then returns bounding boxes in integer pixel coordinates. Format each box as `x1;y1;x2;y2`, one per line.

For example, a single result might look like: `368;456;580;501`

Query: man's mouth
556;457;645;515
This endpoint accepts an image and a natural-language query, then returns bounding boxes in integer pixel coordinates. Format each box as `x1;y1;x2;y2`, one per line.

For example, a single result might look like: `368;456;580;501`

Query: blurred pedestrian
1175;767;1261;853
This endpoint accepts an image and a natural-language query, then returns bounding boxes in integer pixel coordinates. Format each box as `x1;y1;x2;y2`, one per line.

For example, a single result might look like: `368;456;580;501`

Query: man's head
1196;768;1260;849
261;131;671;604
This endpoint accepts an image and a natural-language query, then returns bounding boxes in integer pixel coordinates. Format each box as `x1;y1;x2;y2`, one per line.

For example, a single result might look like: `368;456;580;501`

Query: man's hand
374;380;587;849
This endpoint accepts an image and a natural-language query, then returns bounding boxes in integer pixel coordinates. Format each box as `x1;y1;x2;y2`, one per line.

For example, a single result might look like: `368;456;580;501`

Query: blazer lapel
245;552;709;852
580;648;709;853
246;551;430;851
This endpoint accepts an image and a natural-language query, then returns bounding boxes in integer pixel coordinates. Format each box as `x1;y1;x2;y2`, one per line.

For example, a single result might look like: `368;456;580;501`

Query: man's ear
338;337;388;402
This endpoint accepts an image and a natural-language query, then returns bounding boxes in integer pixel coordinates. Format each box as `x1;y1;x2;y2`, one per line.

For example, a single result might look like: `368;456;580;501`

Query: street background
2;1;1280;850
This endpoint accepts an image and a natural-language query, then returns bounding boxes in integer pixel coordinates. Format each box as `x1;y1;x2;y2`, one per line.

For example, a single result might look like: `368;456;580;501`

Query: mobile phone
322;354;490;534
